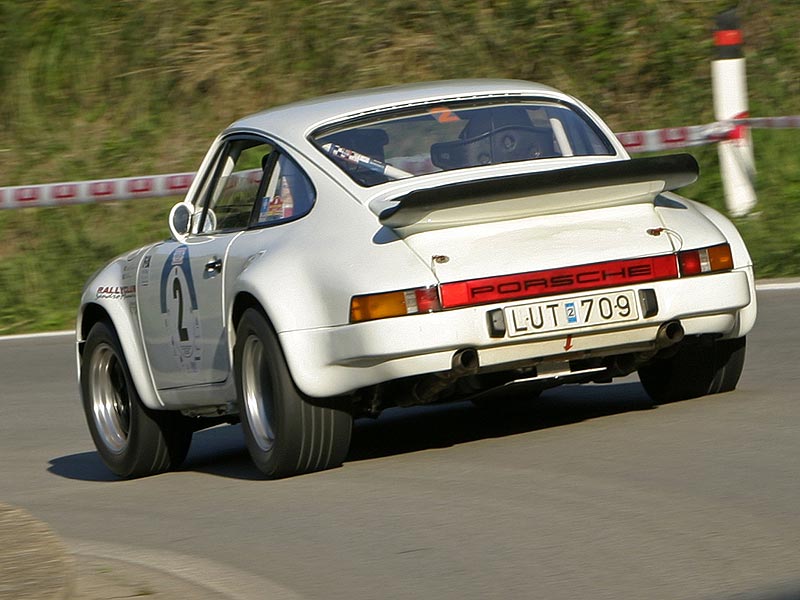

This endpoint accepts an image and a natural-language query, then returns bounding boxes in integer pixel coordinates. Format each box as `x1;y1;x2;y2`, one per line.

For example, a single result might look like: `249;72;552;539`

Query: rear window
311;99;615;186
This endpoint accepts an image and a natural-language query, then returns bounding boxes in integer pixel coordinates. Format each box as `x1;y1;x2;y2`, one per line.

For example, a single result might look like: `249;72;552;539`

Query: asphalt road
2;287;799;600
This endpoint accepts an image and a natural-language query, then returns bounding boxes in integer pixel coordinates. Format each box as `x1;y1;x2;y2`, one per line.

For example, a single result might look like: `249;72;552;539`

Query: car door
138;136;275;390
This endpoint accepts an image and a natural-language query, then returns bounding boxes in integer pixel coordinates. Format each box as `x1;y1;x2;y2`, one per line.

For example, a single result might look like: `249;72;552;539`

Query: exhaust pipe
452;348;479;374
410;348;480;405
609;321;685;377
655;320;684;349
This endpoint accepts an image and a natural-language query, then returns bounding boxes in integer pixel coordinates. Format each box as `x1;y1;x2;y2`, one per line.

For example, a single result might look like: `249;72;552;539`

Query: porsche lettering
438;255;681;309
470;265;654;299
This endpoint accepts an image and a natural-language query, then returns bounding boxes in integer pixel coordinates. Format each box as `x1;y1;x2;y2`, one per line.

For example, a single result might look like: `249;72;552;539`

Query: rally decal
96;285;136;300
139;255;152;287
159;245;202;373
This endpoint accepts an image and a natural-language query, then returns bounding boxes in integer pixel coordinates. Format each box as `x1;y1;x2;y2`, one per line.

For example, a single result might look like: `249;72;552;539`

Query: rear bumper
280;267;755;397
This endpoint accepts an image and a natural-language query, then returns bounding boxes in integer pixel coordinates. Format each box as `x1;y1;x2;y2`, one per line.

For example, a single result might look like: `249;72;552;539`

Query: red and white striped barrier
1;115;797;210
0;172;196;210
617;122;731;153
617;115;800;153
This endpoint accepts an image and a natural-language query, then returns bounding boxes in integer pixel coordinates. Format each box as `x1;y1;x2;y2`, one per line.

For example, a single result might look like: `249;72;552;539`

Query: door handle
205;258;223;274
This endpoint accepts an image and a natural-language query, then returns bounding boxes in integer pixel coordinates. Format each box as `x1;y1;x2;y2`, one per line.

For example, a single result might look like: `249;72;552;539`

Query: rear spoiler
375;154;699;232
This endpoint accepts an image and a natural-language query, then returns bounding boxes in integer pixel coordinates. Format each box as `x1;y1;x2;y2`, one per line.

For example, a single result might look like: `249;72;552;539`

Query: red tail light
678;244;733;277
414;286;441;313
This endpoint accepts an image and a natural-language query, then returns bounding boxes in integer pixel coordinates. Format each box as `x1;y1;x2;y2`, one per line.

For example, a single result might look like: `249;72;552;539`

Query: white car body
77;79;756;478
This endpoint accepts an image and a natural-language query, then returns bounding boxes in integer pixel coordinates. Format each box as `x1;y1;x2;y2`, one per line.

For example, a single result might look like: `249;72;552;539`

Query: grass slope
0;0;798;333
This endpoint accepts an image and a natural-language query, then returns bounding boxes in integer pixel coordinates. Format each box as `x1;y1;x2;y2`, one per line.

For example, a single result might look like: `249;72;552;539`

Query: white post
712;8;757;217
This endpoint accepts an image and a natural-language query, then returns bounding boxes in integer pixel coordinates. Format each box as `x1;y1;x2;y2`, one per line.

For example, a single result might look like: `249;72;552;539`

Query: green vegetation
1;0;798;333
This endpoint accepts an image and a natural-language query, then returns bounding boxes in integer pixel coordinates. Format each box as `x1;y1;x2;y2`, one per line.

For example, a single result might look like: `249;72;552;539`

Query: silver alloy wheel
241;334;275;452
88;342;131;453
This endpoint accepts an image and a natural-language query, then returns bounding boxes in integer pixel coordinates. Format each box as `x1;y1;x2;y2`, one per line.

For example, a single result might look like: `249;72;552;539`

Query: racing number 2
172;277;190;342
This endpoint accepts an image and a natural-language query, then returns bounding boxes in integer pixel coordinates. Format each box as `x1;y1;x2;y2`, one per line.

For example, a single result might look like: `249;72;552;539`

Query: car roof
227;79;569;143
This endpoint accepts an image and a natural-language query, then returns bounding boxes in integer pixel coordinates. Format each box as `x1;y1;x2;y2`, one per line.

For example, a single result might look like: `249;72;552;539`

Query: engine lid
399;202;683;285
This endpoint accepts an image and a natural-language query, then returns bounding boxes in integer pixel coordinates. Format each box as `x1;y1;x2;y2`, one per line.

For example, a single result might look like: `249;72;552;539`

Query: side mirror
168;202;192;241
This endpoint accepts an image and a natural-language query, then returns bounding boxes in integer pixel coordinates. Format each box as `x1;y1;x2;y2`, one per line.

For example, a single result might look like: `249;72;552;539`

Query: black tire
235;308;352;478
638;335;746;403
80;321;192;478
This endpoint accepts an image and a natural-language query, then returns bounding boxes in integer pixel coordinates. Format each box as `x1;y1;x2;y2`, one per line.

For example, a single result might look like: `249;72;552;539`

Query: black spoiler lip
378;153;699;227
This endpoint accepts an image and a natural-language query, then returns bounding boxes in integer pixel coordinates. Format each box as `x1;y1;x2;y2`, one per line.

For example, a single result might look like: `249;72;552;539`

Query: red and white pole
712;8;757;216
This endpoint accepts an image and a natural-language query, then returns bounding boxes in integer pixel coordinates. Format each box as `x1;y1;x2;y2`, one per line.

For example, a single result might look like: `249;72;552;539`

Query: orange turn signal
350;286;441;323
707;243;734;271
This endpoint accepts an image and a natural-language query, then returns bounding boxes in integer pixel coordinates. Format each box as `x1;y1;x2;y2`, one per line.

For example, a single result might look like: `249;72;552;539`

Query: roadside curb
755;278;800;291
0;501;302;600
0;503;74;600
0;502;269;599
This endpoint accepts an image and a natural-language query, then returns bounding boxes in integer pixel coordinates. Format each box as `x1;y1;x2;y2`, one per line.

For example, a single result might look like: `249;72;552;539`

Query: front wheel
638;335;746;403
81;321;192;478
235;308;352;478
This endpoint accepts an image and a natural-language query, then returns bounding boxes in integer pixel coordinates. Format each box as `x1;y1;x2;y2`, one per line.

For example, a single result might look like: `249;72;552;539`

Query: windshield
311;99;616;186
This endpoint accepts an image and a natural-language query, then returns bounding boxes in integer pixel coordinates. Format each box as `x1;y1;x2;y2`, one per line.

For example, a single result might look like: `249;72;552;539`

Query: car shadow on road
179;424;263;480
48;381;654;481
47;424;260;482
347;380;655;462
48;452;121;482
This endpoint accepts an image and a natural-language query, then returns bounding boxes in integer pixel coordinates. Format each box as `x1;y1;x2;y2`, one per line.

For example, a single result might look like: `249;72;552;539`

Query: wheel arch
231;291;269;334
686;199;757;338
228;290;346;404
77;298;164;411
78;302;111;344
229;291;272;380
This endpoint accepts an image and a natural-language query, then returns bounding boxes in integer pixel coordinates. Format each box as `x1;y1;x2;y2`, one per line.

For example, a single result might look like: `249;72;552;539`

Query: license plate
504;290;639;337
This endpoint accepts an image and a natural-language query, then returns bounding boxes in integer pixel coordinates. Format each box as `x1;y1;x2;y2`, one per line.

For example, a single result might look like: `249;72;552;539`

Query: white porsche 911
77;79;756;479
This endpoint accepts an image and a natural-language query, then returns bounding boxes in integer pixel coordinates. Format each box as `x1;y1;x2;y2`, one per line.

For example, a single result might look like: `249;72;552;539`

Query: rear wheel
81;321;192;478
638;336;746;403
235;308;352;478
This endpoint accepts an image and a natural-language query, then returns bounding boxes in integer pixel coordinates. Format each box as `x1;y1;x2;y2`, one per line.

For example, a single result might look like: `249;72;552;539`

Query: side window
200;139;273;233
255;154;316;226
